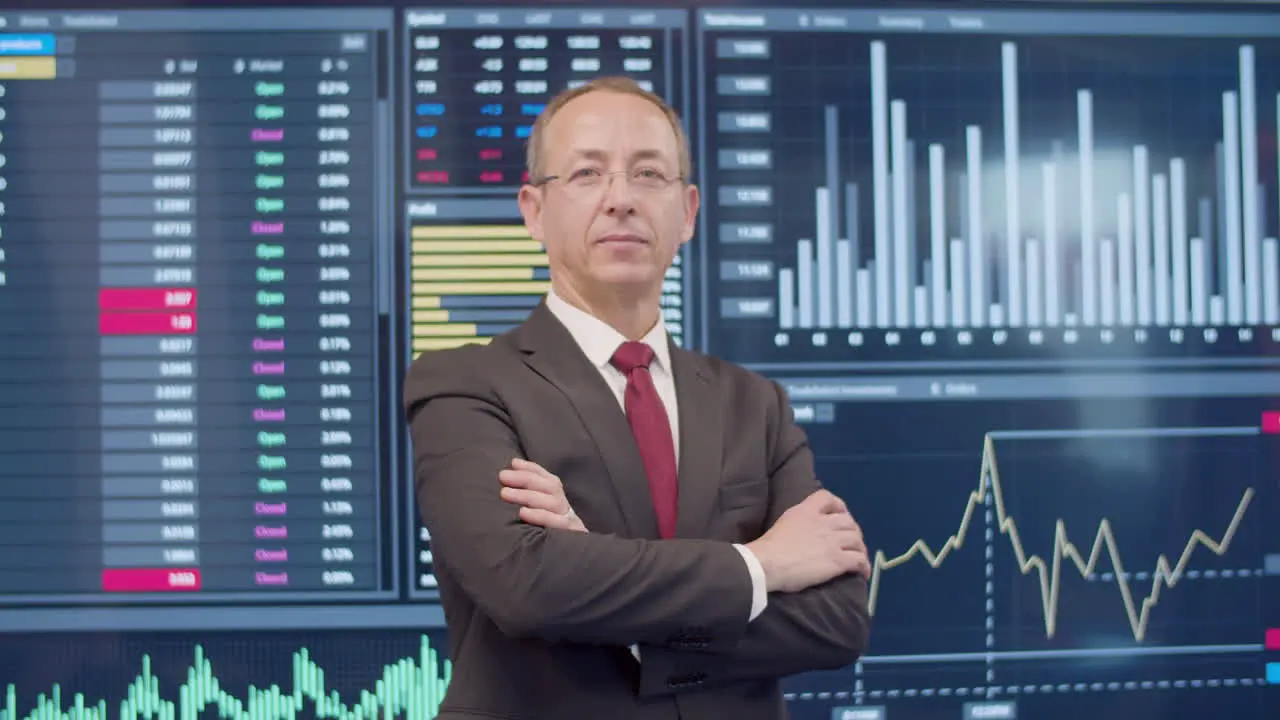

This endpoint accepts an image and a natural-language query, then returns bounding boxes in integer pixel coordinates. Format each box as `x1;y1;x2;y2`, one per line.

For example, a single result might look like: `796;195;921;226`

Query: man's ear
518;184;544;246
680;183;700;245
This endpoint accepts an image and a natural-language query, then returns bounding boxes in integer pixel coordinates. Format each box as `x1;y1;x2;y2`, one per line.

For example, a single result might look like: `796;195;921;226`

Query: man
404;76;871;720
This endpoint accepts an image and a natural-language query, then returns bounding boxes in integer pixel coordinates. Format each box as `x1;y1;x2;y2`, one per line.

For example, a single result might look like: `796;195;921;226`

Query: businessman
404;76;871;720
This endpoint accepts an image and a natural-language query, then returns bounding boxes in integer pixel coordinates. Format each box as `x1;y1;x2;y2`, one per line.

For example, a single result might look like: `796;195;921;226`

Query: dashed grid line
984;471;995;686
785;676;1267;703
1086;569;1264;581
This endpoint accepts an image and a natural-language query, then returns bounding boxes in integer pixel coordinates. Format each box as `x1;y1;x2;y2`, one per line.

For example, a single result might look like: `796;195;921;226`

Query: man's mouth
596;233;648;245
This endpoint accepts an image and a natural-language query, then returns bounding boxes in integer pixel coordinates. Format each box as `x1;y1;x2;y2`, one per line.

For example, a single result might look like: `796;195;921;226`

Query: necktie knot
610;341;655;374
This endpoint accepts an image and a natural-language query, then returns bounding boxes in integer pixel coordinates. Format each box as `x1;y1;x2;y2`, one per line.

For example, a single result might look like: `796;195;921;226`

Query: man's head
518;77;698;316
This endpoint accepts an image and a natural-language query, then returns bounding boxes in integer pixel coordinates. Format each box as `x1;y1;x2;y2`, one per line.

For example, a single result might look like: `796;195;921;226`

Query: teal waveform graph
0;635;452;720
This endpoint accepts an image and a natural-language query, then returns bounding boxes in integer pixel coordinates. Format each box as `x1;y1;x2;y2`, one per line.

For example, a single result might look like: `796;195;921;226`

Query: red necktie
610;341;678;538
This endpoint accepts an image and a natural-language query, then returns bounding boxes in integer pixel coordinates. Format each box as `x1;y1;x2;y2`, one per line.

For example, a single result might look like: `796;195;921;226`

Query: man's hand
499;458;588;532
746;490;869;593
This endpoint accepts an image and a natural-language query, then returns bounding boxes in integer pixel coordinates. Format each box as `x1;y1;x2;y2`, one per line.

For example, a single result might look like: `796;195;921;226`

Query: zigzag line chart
867;426;1260;646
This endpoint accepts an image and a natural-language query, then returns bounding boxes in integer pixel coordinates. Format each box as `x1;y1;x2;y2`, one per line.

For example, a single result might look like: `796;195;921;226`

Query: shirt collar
544;287;671;374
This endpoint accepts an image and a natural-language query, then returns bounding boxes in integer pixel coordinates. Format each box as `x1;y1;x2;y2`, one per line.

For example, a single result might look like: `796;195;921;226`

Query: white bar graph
929;144;947;327
1100;239;1115;326
1079;89;1096;326
1264;237;1274;324
1003;42;1022;327
1153;173;1170;326
797;239;813;328
1026;238;1042;327
1118;193;1134;326
822;107;839;329
856;268;871;328
760;41;1280;336
891;99;911;328
1190;238;1207;326
950;239;966;327
1241;47;1261;324
1134;146;1152;326
870;41;891;329
836;239;853;327
815;187;833;327
967;125;984;328
1265;238;1279;325
1044;161;1059;327
1223;91;1244;324
778;268;795;329
1170;159;1189;326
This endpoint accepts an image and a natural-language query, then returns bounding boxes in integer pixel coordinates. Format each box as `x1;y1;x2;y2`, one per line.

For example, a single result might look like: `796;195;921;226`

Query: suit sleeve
635;379;871;697
406;348;755;650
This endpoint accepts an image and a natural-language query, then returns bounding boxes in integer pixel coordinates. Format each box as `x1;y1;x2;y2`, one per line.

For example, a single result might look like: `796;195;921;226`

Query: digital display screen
0;3;1276;719
0;15;391;602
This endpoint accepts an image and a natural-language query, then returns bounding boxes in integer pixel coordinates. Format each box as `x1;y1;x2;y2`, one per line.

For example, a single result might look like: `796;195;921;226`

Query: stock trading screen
0;3;1277;720
0;8;397;604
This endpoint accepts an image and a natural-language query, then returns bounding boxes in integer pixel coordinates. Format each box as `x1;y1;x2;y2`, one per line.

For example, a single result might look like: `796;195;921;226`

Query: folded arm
635;380;871;696
406;349;755;650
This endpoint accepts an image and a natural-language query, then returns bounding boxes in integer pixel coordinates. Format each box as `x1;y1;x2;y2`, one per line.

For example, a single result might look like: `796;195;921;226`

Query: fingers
511;457;554;479
807;489;848;514
500;486;567;515
824;511;860;530
845;549;871;578
500;459;587;532
518;506;574;530
502;459;561;491
836;526;866;553
499;468;553;493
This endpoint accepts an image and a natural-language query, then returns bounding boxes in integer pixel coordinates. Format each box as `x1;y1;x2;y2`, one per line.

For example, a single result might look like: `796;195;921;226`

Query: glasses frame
530;168;687;192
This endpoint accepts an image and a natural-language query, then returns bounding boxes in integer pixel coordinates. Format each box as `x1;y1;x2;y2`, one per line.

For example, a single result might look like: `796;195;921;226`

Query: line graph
867;427;1258;644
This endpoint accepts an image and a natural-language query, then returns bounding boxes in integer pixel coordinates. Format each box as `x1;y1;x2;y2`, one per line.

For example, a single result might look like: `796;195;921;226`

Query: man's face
518;90;699;304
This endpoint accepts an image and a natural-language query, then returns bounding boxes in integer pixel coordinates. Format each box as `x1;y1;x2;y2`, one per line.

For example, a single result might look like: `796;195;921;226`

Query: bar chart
407;222;549;355
405;206;688;357
701;19;1280;366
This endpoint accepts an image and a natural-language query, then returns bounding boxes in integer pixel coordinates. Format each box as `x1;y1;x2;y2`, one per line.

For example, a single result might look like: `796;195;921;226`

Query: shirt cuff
732;543;769;621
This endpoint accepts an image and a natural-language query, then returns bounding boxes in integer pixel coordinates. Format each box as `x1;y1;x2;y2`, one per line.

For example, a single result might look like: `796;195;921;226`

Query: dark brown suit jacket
404;300;870;720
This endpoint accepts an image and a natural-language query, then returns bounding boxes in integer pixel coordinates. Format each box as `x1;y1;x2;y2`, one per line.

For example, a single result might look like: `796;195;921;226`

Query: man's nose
602;173;637;214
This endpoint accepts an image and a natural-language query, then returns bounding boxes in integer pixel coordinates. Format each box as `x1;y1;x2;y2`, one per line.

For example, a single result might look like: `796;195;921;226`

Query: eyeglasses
533;168;684;193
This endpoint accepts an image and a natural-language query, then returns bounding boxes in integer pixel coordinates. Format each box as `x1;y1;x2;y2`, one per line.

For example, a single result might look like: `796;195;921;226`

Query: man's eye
571;168;599;179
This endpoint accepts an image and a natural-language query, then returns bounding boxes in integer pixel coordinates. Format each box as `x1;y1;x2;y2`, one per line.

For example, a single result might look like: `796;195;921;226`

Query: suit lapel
670;344;723;538
515;302;660;539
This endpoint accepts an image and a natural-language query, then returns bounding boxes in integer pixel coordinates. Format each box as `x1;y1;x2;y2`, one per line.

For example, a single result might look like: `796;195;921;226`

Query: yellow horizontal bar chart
412;323;479;337
408;224;550;358
412;253;546;267
0;57;56;79
412;281;550;296
411;239;544;254
412;225;531;239
411;267;539;281
414;336;492;352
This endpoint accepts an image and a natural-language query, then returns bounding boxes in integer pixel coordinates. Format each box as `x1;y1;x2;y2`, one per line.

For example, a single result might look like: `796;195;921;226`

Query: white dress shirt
544;289;768;659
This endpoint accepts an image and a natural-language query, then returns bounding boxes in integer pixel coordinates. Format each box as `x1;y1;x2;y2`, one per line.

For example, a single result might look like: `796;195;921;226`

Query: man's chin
590;265;662;292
